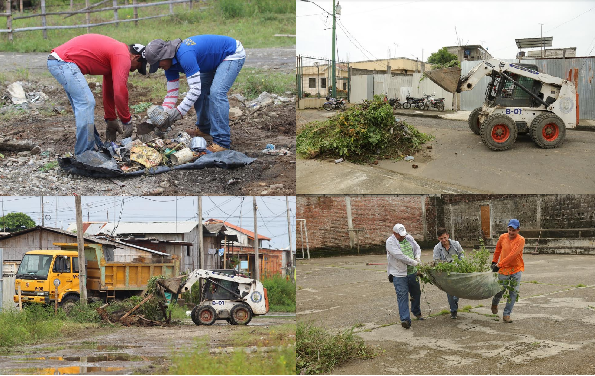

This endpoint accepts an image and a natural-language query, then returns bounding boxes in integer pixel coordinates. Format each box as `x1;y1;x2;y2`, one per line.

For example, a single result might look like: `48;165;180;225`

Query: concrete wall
297;98;326;109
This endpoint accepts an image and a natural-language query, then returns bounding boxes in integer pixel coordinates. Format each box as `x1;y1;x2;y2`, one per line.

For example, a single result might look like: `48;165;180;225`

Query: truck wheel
60;295;79;313
480;113;517;151
230;303;252;325
468;107;482;135
530;113;566;149
191;305;216;326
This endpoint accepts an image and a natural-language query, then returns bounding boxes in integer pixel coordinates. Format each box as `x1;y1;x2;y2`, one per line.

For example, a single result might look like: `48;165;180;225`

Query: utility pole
198;196;204;269
331;0;340;98
75;195;87;306
539;23;544;58
253;197;259;280
40;196;44;227
285;196;293;278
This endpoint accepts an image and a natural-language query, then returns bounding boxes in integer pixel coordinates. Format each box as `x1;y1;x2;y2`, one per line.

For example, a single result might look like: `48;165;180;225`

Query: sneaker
450;311;458;319
491;305;498;314
401;321;411;329
503;315;513;323
187;128;210;138
415;314;425;320
207;143;229;153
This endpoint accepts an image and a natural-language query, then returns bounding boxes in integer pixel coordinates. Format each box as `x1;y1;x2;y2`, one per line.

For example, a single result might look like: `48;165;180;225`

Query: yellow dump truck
14;243;179;307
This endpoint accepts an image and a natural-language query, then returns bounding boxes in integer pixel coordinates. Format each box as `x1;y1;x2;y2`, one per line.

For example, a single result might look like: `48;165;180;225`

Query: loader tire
191;305;216;326
230;303;253;325
480;113;517;151
530;113;566;149
468;107;482;135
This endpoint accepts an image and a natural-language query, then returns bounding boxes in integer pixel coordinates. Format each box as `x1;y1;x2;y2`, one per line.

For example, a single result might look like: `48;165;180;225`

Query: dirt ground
0;48;295;196
297;253;595;375
0;314;295;375
296;109;595;194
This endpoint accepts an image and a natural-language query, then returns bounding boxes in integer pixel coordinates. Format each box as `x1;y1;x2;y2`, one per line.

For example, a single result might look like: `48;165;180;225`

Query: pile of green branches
297;97;434;163
417;245;491;285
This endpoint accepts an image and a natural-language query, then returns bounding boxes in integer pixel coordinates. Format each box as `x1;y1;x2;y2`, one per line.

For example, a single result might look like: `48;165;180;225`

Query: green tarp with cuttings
427;270;502;300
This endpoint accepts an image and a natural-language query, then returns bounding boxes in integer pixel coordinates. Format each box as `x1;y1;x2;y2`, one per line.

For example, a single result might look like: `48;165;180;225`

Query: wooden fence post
169;0;173;14
19;0;23;13
41;0;47;39
113;0;118;27
5;0;12;42
70;0;73;11
133;0;138;26
85;0;90;33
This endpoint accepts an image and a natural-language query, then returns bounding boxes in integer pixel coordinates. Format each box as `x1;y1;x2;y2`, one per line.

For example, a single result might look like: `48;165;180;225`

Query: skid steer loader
427;59;577;151
157;269;269;326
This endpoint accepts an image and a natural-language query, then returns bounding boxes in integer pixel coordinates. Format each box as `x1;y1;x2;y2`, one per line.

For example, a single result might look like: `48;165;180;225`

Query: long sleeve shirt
493;233;525;275
386;234;420;277
52;34;132;123
162;35;240;115
433;239;464;262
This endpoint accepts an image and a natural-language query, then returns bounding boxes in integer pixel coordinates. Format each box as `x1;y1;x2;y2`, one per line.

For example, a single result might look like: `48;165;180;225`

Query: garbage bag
58;150;256;178
427;270;501;300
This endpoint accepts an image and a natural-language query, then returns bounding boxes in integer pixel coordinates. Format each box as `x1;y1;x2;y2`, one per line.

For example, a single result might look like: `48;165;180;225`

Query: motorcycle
402;94;426;109
389;97;402;109
423;93;445;111
323;96;346;111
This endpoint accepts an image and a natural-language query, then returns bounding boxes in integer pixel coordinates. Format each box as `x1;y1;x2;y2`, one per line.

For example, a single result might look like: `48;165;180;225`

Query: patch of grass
297;323;376;374
169;337;295;375
460;305;474;312
39;161;58;172
232;323;296;347
261;275;296;312
232;68;295;99
576;284;586;288
528;280;539;284
297;97;433;163
130;102;153;114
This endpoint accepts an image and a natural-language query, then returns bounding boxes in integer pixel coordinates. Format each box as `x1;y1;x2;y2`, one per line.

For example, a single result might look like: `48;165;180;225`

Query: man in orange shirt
491;219;524;323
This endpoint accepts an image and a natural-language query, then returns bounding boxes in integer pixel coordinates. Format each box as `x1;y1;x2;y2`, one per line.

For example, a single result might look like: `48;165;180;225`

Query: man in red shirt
491;219;525;323
47;34;147;155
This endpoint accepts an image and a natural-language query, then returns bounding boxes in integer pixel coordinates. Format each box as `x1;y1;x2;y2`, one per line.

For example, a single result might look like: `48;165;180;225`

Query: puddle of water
12;366;125;375
17;353;143;363
96;344;142;351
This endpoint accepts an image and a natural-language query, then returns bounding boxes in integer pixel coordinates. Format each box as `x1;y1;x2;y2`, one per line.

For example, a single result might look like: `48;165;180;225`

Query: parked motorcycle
402;94;426;109
389;97;402;109
423;93;445;111
323;96;346;111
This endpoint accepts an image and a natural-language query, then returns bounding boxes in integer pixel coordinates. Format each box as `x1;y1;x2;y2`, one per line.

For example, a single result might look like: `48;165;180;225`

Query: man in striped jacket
145;35;246;153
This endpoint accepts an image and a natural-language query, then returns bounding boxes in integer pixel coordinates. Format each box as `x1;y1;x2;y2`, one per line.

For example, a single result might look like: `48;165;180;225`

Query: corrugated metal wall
461;58;595;120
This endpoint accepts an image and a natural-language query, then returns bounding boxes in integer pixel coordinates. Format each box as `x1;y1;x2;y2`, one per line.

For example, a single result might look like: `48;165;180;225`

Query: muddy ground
0;47;295;196
296;109;595;194
0;314;295;375
297;253;595;374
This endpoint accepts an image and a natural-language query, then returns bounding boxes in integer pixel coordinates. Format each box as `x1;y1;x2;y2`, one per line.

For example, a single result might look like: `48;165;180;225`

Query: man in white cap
47;34;147;155
386;223;423;329
144;35;245;153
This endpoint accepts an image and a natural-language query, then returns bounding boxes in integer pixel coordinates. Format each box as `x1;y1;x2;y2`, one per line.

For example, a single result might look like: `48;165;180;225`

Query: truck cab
14;250;80;305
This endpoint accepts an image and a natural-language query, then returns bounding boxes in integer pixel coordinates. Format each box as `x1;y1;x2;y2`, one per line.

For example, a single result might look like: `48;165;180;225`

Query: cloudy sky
297;0;595;64
0;196;296;250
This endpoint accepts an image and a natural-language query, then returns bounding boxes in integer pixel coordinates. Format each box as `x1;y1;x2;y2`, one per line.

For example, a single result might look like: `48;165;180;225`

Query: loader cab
486;64;543;108
202;277;241;301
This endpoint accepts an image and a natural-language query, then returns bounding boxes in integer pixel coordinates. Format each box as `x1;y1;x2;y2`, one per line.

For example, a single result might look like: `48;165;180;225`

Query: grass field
0;0;295;51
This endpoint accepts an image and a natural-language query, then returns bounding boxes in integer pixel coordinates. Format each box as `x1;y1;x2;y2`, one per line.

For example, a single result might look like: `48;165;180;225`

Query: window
343;82;347;90
73;257;79;273
309;78;316;88
320;78;327;88
53;256;71;273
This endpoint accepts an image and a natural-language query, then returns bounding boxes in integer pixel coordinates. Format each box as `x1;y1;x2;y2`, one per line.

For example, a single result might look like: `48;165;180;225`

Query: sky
297;0;595;65
0;196;297;251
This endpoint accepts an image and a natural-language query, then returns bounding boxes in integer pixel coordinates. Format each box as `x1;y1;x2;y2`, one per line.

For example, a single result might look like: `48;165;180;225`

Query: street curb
393;110;444;119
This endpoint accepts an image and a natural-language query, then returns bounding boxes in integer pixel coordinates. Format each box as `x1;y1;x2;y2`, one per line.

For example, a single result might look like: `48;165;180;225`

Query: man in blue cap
144;35;245;153
491;219;525;323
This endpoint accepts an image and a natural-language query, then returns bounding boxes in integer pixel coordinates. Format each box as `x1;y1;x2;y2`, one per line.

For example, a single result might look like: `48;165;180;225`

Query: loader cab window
203;278;240;301
492;73;538;107
52;256;71;273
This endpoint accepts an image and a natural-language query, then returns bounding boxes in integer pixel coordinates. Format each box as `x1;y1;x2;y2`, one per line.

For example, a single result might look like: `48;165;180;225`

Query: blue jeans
47;59;102;155
392;273;422;323
447;294;459;313
193;58;245;149
492;271;522;316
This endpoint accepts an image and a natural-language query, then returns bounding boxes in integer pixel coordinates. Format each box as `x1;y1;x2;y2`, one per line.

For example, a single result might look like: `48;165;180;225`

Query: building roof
206;219;271;241
98;221;198;235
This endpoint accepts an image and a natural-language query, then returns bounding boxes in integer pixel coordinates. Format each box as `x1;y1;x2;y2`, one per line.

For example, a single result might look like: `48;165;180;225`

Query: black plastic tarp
58;149;256;178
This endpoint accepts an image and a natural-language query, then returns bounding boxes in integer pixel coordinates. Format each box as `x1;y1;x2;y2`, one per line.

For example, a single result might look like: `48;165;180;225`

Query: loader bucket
156;276;185;295
423;66;462;93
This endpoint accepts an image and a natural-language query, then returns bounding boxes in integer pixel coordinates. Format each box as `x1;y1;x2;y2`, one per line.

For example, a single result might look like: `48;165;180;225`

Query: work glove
165;107;182;126
122;121;134;139
491;262;500;272
388;274;393;283
105;119;123;142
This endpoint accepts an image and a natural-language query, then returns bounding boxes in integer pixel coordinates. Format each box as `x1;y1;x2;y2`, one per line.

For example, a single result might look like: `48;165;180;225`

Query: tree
0;212;36;232
427;47;460;69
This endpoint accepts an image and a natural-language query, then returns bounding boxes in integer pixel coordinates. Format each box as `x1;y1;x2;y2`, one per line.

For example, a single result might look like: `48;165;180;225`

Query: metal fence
1;0;201;41
461;58;595;120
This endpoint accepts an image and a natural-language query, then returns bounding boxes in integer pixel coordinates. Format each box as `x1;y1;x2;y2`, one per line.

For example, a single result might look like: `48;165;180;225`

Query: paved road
297;111;595;194
0;46;296;73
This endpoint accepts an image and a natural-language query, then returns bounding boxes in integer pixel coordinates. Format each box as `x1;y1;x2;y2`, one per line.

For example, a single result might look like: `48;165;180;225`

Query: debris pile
96;293;173;327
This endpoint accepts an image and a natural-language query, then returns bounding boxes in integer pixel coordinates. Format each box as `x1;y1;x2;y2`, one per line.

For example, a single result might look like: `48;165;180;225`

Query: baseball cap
145;38;182;73
129;43;148;75
393;223;407;236
508;219;520;229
